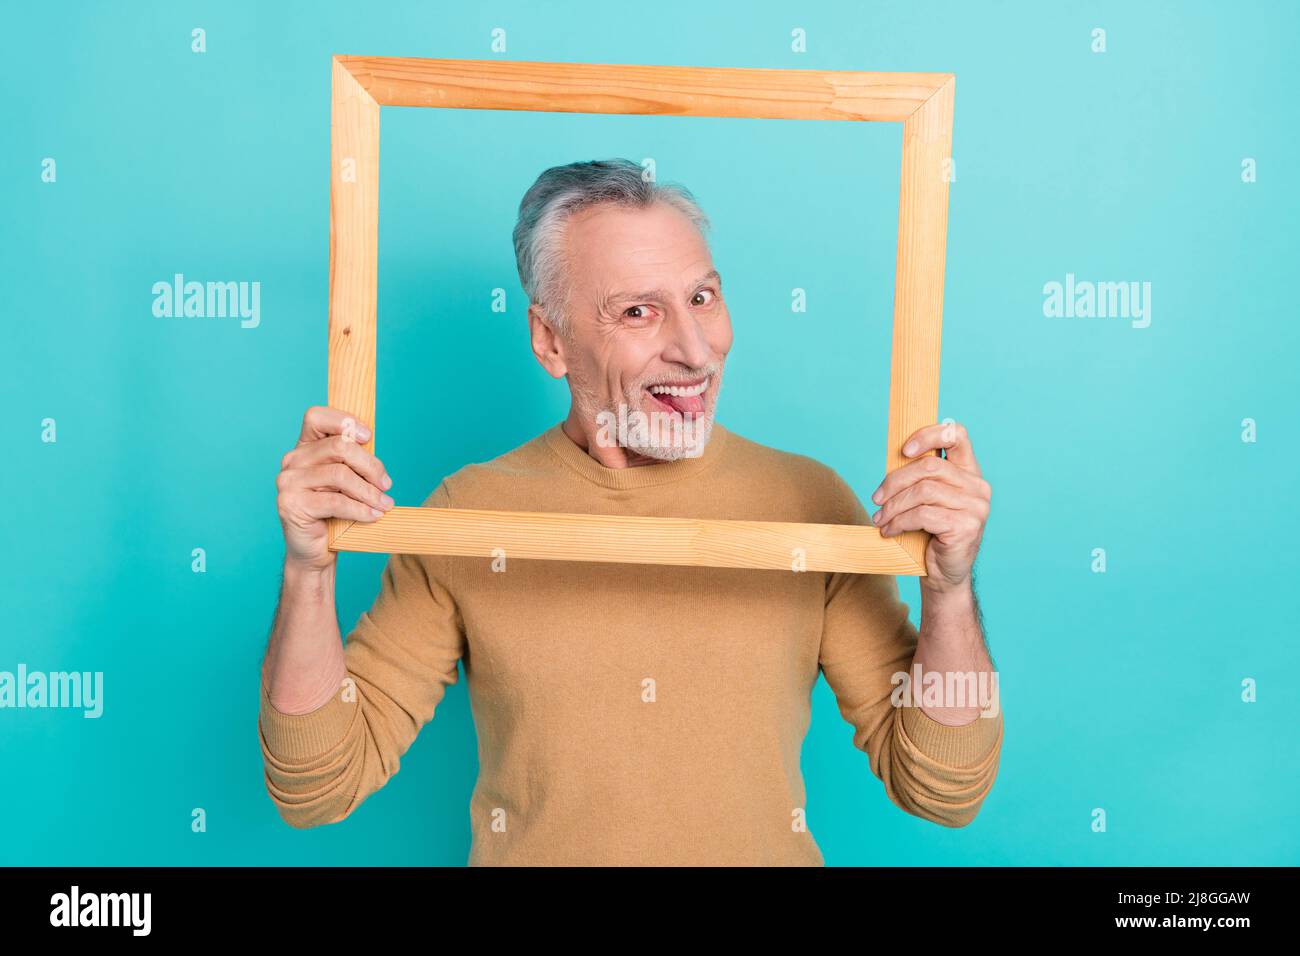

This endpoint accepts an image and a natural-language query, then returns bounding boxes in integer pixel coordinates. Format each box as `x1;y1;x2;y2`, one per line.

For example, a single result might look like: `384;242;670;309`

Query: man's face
545;201;733;461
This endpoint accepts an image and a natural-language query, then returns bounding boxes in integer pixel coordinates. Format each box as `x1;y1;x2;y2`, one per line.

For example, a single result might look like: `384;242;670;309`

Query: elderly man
259;158;1002;866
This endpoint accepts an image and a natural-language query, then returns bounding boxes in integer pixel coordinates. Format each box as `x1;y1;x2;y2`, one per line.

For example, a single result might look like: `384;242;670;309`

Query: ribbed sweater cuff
258;679;358;761
899;704;1003;767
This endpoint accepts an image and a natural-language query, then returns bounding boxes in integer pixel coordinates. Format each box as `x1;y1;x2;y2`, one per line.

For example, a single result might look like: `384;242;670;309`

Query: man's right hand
275;405;394;572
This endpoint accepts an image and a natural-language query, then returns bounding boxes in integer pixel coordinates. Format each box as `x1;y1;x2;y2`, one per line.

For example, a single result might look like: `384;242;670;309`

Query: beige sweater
258;420;1004;865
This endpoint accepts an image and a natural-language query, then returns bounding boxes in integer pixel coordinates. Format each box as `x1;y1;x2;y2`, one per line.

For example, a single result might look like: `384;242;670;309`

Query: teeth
648;377;709;397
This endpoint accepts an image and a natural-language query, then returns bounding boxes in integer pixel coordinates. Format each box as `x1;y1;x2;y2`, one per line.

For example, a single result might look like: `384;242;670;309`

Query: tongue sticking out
653;391;705;415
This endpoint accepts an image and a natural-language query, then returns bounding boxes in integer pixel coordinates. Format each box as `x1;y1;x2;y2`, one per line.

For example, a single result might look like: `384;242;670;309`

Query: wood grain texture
886;76;954;572
337;55;951;122
324;56;955;574
326;58;381;549
333;506;926;575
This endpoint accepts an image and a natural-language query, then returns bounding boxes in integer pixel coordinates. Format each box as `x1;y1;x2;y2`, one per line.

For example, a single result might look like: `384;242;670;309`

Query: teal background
4;0;1297;866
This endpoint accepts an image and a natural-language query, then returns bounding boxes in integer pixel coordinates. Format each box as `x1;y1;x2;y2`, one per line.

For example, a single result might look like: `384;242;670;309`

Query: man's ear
528;302;568;379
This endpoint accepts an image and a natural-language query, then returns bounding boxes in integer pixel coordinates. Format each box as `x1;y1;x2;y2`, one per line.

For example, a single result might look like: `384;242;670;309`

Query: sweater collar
542;418;730;490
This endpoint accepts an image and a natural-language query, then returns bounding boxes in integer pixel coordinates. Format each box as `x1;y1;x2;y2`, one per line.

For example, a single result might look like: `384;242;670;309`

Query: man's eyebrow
608;270;722;303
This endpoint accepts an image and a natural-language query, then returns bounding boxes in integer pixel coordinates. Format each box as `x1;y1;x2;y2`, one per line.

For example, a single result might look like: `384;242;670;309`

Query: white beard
573;370;722;461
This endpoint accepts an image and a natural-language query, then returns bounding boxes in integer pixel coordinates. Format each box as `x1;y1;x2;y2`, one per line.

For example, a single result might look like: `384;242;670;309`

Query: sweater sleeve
258;482;466;829
816;473;1003;828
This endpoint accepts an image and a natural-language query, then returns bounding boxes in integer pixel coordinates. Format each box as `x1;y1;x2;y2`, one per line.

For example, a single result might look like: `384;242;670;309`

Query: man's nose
661;307;713;370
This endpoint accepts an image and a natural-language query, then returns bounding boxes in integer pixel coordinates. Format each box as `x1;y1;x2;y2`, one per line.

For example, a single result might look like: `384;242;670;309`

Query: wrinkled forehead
564;203;713;296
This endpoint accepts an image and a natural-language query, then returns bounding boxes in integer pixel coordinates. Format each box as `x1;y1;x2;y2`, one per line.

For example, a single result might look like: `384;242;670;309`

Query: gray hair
512;158;712;336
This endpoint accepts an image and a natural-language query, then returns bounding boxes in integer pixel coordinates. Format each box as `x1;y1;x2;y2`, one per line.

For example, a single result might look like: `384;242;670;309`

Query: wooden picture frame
326;55;954;575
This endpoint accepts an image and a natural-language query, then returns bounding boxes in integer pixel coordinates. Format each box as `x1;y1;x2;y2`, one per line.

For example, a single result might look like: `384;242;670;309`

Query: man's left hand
869;421;991;594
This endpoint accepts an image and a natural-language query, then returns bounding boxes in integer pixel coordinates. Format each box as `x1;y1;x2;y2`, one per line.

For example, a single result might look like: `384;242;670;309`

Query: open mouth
644;376;710;416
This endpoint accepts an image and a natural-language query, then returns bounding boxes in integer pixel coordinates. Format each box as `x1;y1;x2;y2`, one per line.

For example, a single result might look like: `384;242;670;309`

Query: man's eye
692;289;715;306
624;306;650;319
